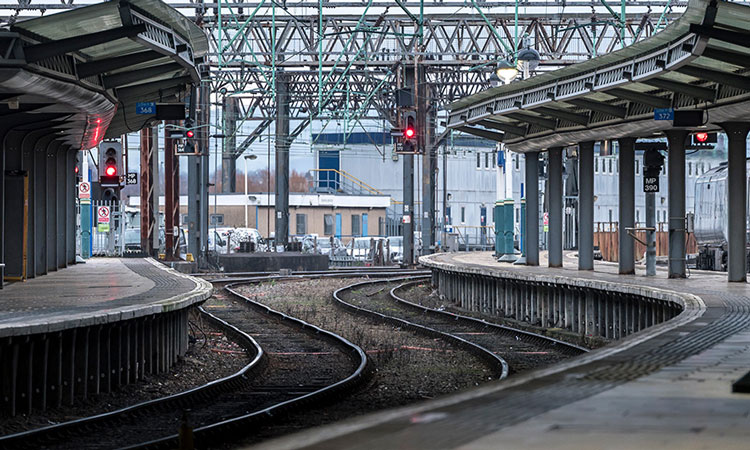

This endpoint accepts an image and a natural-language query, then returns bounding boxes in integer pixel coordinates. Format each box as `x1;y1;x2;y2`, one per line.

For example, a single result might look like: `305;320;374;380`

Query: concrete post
617;137;636;274
274;75;290;248
719;122;750;282
525;152;539;266
664;130;688;278
578;141;595;270
548;147;563;267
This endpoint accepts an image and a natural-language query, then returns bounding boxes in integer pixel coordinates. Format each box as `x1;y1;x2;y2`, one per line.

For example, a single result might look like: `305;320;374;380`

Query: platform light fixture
495;60;518;84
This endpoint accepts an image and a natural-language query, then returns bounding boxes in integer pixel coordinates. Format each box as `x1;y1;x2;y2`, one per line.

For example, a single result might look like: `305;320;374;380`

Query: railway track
0;270;587;449
0;274;374;450
336;278;588;377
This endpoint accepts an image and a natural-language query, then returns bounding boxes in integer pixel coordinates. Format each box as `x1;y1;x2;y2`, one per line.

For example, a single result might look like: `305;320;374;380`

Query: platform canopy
0;0;207;150
447;0;750;153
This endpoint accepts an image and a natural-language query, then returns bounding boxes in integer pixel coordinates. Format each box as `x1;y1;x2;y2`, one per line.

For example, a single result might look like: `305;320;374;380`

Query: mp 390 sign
644;176;659;193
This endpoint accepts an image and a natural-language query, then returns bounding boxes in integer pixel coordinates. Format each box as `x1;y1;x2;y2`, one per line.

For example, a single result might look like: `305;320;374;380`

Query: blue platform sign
654;108;674;121
136;102;156;115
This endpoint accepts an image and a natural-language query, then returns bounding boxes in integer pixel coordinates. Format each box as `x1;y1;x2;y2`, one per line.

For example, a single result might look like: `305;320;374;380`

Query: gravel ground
226;277;493;448
398;281;608;349
0;310;250;436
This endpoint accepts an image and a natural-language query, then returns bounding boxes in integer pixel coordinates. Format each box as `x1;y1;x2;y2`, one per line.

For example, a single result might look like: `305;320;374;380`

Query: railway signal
98;141;122;188
397;111;418;154
690;131;717;148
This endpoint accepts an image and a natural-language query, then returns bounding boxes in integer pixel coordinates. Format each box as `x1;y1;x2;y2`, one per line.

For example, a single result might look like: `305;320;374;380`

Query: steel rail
0;306;265;449
332;276;510;380
391;280;589;356
126;275;375;450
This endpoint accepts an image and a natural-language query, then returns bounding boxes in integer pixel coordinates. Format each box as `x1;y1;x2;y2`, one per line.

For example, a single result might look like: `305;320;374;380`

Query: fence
89;200;126;257
593;222;697;262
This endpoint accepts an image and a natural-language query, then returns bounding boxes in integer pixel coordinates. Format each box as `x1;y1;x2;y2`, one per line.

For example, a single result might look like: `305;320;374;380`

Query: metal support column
403;154;414;265
646;189;656;276
139;128;156;257
420;65;437;255
525;152;539;266
665;130;688;278
274;75;290;248
548;147;563;267
221;97;238;193
164;120;180;260
618;137;636;274
578;141;595;270
720;122;750;282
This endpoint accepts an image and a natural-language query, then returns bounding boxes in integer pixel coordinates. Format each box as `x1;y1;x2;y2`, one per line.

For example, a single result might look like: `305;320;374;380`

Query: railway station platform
0;258;211;416
250;252;750;449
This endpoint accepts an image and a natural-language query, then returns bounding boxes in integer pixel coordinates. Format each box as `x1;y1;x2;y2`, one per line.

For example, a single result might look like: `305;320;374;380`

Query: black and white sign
126;173;138;185
644;176;659;193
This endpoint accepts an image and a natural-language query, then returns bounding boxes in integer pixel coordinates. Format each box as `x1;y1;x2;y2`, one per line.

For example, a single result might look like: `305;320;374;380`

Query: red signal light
404;127;415;139
75;166;79;174
695;132;708;143
186;130;195;138
105;165;117;177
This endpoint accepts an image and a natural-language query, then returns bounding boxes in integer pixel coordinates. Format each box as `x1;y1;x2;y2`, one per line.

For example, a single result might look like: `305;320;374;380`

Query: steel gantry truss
0;0;688;154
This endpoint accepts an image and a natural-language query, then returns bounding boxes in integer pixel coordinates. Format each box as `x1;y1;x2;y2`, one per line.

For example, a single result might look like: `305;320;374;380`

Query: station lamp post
244;153;258;228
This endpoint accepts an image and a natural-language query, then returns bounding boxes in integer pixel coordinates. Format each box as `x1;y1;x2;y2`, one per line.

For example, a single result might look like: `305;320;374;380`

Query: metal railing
310;168;392;199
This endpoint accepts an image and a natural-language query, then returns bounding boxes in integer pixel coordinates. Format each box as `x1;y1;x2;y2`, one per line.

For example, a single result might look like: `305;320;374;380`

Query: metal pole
664;129;688;278
274;74;290;249
525;152;539;266
442;141;448;251
404;153;414;265
244;156;248;228
222;97;238;193
548;147;563;267
646;191;656;276
720;122;750;282
618;137;636;274
578;141;594;270
495;149;505;259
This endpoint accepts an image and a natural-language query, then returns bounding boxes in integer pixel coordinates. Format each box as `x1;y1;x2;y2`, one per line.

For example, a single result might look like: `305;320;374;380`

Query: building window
352;214;361;236
476;152;481;169
296;213;307;235
324;214;334;235
595;158;599;173
461;206;466;223
608;159;612;174
210;214;224;225
485;152;490;169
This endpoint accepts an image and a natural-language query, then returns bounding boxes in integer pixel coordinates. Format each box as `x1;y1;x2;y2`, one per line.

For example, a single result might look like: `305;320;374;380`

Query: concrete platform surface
0;258;212;337
248;252;750;450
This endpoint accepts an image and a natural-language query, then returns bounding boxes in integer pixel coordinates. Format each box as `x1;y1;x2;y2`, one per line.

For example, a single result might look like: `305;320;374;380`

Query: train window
688;162;692;175
608;159;612;173
476;153;481;169
595;158;599;173
635;160;639;175
485;153;490;169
